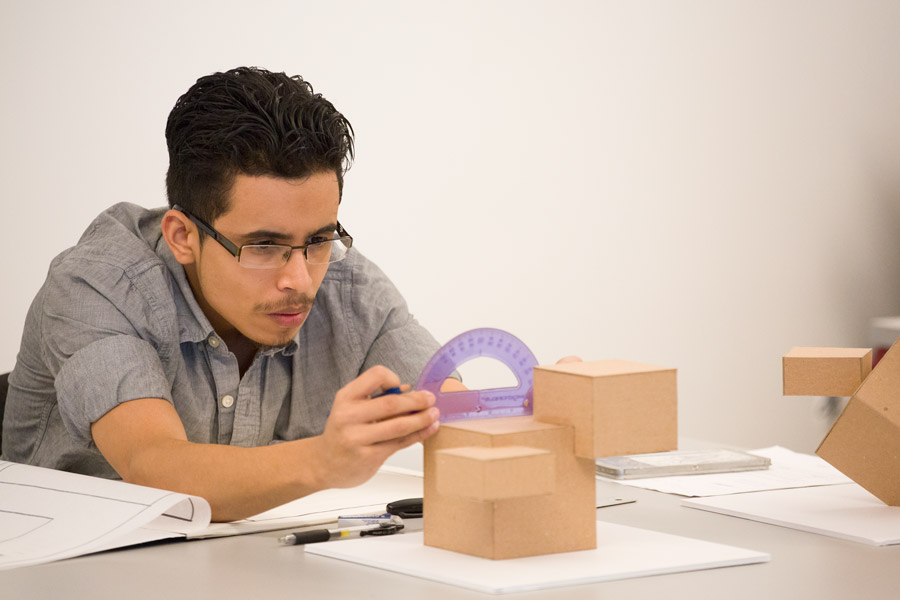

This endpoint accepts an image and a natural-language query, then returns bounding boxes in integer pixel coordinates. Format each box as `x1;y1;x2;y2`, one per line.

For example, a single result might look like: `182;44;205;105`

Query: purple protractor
416;328;539;423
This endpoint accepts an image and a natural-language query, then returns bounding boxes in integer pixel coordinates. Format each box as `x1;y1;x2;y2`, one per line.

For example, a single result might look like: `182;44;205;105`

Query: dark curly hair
165;67;354;225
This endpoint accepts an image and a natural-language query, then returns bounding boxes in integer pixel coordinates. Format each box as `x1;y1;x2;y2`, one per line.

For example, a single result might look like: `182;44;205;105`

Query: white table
2;473;898;599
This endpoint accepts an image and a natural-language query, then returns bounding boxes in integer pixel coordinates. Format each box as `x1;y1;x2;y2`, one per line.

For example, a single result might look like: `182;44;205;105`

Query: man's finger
354;406;440;446
339;365;402;400
556;355;582;364
376;418;441;453
353;390;435;424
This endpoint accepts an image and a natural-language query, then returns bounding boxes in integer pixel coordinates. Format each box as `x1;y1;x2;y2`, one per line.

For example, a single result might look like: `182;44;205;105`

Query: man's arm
91;366;438;522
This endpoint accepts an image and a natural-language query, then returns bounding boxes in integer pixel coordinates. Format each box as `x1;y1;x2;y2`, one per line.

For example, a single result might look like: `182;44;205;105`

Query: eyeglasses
173;205;353;269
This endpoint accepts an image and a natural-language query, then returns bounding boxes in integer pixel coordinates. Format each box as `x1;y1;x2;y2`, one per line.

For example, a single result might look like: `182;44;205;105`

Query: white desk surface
2;475;898;600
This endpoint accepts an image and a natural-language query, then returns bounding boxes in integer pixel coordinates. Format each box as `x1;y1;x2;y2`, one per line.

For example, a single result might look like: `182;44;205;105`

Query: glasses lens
240;245;292;268
237;237;353;268
307;239;351;265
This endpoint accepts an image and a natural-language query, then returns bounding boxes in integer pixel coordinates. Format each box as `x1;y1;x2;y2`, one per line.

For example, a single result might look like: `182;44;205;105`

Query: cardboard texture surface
435;446;555;500
782;347;872;397
817;340;900;506
533;360;678;459
424;416;596;559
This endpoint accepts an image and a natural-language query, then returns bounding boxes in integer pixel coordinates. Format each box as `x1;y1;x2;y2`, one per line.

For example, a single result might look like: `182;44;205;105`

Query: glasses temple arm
172;205;241;257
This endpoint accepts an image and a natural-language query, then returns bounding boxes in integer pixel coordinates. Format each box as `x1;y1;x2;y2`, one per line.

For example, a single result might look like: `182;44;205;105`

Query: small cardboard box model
782;343;899;506
533;360;678;458
424;359;678;559
782;347;872;397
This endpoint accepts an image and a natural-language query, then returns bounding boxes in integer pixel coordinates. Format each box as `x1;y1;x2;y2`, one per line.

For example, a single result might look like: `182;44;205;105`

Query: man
2;67;445;521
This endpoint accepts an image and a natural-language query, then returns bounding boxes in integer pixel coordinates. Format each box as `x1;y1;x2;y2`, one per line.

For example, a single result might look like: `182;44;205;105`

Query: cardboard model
423;359;678;559
782;347;872;397
783;343;900;506
534;360;678;459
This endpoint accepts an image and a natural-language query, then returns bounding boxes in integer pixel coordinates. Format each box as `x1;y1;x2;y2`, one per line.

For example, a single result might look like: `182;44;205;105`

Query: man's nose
275;249;314;292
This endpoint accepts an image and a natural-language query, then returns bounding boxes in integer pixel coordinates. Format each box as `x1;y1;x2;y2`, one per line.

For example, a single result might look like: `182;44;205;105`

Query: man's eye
308;236;330;245
243;245;283;255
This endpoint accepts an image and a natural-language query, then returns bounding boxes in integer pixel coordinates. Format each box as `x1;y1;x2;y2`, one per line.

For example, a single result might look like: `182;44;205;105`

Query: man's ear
161;209;199;265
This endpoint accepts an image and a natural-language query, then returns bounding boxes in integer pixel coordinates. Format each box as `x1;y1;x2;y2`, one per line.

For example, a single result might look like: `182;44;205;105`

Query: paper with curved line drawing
0;460;210;571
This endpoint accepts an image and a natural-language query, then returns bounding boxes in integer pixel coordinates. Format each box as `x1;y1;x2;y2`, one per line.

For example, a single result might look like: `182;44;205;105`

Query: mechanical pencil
278;521;403;545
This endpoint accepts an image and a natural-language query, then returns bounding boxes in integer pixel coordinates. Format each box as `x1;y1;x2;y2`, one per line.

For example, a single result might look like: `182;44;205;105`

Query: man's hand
556;355;583;365
309;366;440;490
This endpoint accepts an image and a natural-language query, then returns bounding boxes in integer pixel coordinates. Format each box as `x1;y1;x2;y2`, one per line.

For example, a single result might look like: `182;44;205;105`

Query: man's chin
240;323;303;350
259;329;301;349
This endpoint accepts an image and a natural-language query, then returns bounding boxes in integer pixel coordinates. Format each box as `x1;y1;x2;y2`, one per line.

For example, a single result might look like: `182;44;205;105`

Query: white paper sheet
305;520;770;594
684;483;900;545
0;461;423;568
192;466;424;538
0;460;210;571
602;446;851;497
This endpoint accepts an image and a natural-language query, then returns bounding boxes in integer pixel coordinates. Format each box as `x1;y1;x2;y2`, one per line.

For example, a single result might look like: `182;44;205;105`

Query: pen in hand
372;387;403;398
278;522;404;545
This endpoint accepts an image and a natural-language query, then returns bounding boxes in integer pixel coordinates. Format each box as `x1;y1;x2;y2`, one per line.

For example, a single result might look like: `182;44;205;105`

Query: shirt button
208;336;220;348
222;395;234;408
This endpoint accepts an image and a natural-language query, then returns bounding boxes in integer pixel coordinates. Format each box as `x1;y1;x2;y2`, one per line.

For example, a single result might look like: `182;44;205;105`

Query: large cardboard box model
816;341;900;506
532;360;677;459
423;415;596;560
782;347;872;397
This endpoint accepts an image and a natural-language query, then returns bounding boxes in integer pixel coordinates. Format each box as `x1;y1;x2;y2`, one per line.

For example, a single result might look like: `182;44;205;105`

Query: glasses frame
172;204;353;268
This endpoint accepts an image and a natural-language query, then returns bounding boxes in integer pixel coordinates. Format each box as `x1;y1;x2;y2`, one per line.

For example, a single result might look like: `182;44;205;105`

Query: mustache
256;294;316;314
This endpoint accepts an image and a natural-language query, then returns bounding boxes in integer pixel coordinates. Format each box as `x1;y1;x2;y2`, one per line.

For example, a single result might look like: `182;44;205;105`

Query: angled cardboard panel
817;400;900;506
817;340;900;506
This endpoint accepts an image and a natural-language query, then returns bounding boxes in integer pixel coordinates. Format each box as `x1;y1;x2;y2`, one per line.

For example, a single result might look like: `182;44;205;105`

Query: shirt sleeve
348;253;442;386
39;255;174;446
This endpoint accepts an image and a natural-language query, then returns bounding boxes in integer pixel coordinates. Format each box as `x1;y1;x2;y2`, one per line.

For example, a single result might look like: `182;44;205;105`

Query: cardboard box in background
782;347;872;397
533;360;678;459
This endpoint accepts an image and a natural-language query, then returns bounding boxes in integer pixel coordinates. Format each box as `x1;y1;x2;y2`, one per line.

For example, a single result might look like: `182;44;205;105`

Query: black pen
278;522;403;545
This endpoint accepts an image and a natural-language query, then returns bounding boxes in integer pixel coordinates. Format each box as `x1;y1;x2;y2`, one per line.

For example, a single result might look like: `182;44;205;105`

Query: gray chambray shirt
1;203;441;478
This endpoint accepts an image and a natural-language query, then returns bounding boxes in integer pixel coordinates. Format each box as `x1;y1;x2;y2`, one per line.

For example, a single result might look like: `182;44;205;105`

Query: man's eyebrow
238;229;293;243
308;223;338;237
238;223;337;243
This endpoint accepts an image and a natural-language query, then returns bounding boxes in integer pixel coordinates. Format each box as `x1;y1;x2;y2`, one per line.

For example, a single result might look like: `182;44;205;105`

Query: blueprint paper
0;461;210;570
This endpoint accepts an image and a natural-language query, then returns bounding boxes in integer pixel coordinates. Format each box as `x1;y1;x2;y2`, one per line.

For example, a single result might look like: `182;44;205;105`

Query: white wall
2;0;899;453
